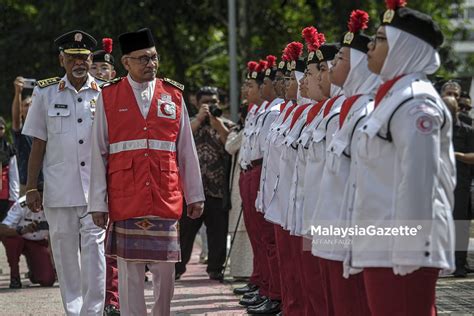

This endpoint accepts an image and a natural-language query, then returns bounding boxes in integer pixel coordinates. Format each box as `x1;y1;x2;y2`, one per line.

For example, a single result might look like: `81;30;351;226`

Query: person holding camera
1;182;55;289
176;86;234;281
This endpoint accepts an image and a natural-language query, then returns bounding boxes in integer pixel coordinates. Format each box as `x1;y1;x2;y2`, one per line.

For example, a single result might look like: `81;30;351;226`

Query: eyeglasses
126;54;160;65
370;35;387;46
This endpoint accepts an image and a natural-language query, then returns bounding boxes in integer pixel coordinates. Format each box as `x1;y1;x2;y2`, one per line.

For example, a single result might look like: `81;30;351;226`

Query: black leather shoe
104;304;120;316
208;271;224;281
276;312;283;316
465;264;474;274
233;283;259;295
239;294;267;307
242;289;259;299
247;299;281;315
175;272;183;280
453;266;467;278
9;276;22;289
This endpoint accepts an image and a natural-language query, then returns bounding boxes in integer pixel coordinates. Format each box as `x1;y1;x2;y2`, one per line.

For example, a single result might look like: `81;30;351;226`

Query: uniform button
144;153;149;157
363;125;367;130
78;97;83;102
143;127;147;131
57;112;60;116
80;162;85;167
79;139;84;144
145;181;150;186
424;251;430;257
77;118;83;123
425;241;430;246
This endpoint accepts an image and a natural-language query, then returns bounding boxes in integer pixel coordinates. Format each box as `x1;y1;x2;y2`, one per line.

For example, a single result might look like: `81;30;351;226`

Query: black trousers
176;196;229;275
453;186;471;268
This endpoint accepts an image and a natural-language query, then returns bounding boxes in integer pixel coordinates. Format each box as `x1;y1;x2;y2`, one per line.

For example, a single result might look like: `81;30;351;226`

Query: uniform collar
127;74;155;91
59;73;99;92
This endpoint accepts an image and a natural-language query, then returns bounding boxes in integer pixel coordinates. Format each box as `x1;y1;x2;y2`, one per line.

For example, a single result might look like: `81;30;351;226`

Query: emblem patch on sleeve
415;115;435;134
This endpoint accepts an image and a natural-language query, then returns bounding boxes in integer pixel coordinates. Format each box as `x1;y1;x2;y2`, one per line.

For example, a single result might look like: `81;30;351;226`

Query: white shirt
3;196;48;240
22;74;100;207
347;73;456;273
88;76;205;214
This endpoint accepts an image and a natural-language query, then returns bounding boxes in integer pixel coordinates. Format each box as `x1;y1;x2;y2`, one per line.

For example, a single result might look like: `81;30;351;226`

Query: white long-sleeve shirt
88;75;205;214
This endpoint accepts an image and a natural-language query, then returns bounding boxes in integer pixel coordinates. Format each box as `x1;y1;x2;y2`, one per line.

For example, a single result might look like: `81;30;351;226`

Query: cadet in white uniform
345;2;456;315
23;30;105;316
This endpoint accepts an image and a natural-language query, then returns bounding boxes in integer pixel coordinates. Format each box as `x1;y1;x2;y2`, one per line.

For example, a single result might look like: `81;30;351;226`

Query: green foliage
0;0;470;116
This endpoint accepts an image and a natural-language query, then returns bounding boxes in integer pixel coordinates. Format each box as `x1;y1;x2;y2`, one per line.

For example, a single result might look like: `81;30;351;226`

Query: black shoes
247;298;281;315
9;276;22;289
453;266;468;278
239;294;267;307
242;289;259;299
208;271;224;281
233;283;259;295
175;272;183;280
104;304;120;316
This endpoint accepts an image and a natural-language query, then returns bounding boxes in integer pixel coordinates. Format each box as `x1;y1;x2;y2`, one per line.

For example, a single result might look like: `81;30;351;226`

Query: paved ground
0;240;473;315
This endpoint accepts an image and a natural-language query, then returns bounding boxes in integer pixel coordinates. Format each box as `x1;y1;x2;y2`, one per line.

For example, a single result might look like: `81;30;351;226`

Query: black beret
93;50;115;66
317;44;340;63
54;30;97;54
380;7;443;48
295;58;306;72
118;28;155;55
341;32;371;54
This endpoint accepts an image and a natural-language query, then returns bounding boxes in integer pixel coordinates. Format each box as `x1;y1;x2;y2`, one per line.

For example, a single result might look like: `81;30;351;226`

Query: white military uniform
22;74;105;316
256;100;292;214
345;73;456;275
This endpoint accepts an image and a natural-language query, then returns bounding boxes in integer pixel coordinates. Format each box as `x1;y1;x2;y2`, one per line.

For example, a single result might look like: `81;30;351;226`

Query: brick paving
0;241;473;315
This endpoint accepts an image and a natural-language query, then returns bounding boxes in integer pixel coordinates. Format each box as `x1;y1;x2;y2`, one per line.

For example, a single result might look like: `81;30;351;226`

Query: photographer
11;76;42;196
177;86;234;281
2;182;55;288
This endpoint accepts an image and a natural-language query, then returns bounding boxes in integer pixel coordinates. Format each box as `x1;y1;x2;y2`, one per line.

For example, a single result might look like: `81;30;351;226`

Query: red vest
102;77;183;221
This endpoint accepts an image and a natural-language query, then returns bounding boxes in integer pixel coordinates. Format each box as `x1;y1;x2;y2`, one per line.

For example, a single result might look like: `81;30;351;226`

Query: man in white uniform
23;30;105;316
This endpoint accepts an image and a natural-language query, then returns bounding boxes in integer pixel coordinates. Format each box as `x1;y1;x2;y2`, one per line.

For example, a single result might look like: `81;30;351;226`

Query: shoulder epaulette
99;77;123;89
163;77;184;91
37;77;61;88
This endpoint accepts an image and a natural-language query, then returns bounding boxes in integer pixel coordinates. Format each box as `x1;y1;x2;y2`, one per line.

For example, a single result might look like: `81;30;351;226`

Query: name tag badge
54;104;68;109
157;99;176;120
90;99;97;119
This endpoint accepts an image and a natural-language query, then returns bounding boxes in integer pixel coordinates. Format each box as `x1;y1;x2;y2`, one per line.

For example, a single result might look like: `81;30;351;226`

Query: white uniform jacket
22;74;100;207
2;196;49;240
347;73;456;273
311;95;374;261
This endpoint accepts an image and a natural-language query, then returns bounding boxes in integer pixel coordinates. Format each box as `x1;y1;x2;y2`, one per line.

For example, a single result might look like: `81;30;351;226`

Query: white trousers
117;258;175;316
44;206;106;316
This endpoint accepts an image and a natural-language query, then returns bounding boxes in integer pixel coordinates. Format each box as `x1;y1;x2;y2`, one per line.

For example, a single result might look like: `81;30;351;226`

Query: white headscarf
328;60;342;97
296;70;313;104
379;26;440;82
343;48;380;97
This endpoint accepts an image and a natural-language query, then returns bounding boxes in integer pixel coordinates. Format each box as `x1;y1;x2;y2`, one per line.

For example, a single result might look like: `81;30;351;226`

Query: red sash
339;95;362;127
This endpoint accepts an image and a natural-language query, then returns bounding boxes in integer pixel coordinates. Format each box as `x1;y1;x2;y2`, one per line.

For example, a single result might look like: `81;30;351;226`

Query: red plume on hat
385;0;407;10
266;55;277;69
247;61;258;72
348;10;369;33
256;59;268;72
302;26;325;52
102;38;113;54
283;42;303;62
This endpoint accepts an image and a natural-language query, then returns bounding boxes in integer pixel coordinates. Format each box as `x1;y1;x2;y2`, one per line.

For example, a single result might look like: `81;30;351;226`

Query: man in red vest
88;28;205;316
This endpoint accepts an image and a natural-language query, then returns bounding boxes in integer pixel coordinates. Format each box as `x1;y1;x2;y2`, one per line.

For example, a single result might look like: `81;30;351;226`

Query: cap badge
74;33;83;42
104;54;110;62
308;51;315;61
290;60;296;70
316;50;324;61
278;61;285;69
343;32;354;45
265;68;271;76
251;72;258;79
383;9;395;23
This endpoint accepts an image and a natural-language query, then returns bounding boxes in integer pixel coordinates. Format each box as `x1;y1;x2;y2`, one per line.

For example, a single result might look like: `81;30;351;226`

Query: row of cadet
231;1;473;316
